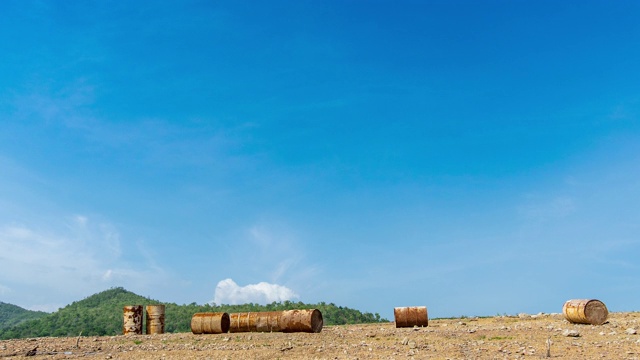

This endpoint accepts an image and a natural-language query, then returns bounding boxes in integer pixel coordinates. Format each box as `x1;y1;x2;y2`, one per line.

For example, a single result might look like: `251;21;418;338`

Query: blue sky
1;1;639;319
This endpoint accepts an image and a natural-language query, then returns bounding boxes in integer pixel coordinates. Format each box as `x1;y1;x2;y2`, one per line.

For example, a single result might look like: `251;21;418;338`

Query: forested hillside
0;302;47;330
0;287;156;339
0;288;387;339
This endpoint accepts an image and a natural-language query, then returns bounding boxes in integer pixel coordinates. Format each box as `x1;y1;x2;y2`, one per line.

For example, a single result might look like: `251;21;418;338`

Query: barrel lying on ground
191;312;231;334
394;306;428;328
563;299;608;325
229;309;323;333
123;305;143;335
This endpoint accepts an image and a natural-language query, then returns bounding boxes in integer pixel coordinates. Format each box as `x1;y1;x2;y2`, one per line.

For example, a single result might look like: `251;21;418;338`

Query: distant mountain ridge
0;287;386;340
0;302;48;330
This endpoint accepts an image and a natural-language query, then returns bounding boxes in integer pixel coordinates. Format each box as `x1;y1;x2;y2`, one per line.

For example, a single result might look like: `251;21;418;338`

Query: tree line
0;287;387;339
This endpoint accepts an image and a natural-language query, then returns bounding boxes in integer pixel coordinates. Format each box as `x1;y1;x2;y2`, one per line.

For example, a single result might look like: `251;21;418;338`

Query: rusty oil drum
146;304;165;334
562;299;608;325
394;306;428;328
191;312;230;334
123;305;143;335
229;309;323;333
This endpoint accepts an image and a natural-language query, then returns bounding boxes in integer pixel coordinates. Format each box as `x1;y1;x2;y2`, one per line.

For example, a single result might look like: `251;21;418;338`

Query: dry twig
76;331;83;348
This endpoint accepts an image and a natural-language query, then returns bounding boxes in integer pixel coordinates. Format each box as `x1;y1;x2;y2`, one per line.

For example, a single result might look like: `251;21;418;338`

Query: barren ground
1;312;638;359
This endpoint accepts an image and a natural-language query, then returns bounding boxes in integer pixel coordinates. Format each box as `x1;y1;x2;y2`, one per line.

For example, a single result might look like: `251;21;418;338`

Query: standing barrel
123;305;143;335
191;312;230;334
146;304;165;334
562;299;608;325
394;306;428;328
229;309;323;333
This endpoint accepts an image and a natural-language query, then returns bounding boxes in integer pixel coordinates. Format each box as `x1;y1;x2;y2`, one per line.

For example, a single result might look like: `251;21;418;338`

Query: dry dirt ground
1;312;638;359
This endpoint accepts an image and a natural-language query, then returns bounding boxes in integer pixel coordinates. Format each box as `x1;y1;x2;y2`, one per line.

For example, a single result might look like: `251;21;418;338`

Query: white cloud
213;278;298;305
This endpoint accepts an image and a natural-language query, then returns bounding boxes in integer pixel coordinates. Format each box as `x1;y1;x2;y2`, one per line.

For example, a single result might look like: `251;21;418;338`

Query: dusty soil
1;312;638;359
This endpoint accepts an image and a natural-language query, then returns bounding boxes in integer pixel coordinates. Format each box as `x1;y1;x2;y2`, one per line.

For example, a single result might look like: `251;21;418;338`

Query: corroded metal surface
191;312;230;334
563;299;608;325
229;309;323;333
394;306;428;328
146;305;166;334
123;305;143;335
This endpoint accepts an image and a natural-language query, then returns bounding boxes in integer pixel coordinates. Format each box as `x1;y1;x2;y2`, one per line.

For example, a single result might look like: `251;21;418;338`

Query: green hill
0;287;387;340
0;302;48;330
0;287;157;339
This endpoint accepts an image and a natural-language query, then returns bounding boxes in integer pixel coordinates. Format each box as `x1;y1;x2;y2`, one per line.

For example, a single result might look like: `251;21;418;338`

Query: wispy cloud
247;224;300;283
7;76;247;172
244;222;322;285
213;221;322;305
518;195;576;220
213;278;298;305
0;215;166;311
0;283;10;296
10;77;96;125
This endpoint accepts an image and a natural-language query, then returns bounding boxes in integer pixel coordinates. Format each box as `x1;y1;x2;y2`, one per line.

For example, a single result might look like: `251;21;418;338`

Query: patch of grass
132;339;143;345
488;336;512;341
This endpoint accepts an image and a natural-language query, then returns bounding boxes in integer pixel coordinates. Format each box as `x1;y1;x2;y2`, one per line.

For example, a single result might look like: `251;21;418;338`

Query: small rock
563;329;580;337
625;328;637;335
408;340;416;349
401;337;409;345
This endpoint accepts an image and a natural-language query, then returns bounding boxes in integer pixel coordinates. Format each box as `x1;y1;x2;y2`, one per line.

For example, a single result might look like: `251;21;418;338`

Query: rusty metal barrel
229;309;323;333
394;306;428;328
191;312;230;334
146;304;165;334
562;299;608;325
123;305;143;335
